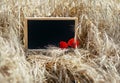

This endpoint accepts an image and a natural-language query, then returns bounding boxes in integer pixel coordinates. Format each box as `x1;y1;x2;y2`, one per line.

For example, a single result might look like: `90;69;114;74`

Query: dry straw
0;0;120;83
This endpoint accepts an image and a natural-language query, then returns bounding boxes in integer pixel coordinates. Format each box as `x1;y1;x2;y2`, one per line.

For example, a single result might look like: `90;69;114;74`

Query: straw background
0;0;120;83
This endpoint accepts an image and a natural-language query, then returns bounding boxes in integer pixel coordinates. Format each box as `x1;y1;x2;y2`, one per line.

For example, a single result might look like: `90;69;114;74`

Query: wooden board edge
24;17;28;50
25;17;78;20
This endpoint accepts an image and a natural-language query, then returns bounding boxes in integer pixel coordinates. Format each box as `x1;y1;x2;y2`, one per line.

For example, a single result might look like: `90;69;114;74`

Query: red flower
68;38;80;48
59;41;68;49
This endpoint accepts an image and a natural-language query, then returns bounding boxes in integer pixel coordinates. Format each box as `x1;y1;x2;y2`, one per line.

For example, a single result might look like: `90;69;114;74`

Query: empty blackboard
24;17;78;49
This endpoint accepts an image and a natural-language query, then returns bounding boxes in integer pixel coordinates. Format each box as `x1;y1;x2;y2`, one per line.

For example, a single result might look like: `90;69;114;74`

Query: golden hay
0;0;120;83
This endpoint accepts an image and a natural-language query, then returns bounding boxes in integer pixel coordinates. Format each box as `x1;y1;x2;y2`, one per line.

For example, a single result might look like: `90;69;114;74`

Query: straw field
0;0;120;83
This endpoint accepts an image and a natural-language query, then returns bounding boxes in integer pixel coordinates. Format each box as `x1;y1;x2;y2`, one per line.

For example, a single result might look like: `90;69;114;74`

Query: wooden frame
24;17;78;50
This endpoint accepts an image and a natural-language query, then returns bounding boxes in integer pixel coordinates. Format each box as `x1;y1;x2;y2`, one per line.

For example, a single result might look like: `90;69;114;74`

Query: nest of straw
0;0;120;83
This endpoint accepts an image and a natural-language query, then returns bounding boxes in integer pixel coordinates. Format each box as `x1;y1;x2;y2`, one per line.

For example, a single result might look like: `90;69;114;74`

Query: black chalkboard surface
24;17;78;49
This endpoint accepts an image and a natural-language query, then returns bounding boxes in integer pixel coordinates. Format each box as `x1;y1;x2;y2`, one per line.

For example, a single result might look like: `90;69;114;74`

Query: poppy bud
59;41;68;49
68;38;80;48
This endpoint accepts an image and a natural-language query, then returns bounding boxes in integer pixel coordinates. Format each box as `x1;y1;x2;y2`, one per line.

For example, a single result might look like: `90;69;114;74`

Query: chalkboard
24;17;78;49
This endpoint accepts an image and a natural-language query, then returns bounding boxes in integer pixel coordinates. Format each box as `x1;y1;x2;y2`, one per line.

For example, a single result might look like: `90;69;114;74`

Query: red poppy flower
68;38;80;48
59;41;68;49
